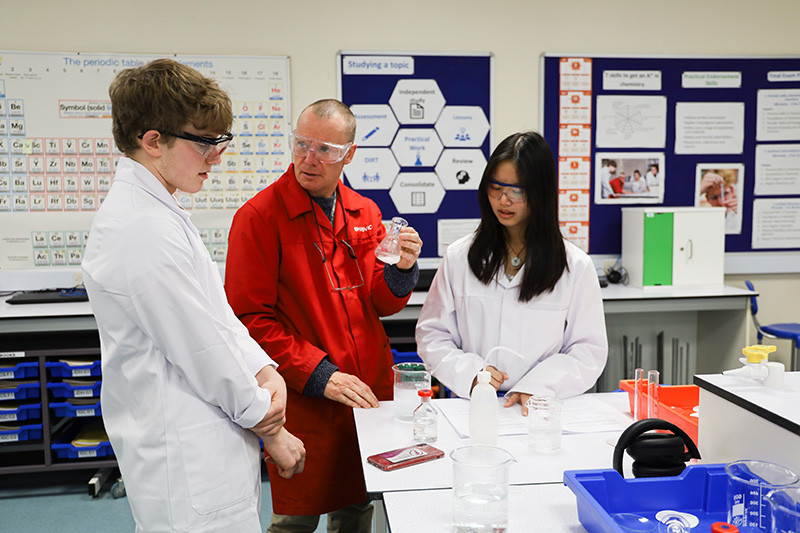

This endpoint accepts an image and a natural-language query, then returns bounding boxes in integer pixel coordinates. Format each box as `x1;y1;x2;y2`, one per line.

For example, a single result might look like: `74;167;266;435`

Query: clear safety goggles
289;131;353;164
139;130;234;158
487;180;527;204
163;131;234;158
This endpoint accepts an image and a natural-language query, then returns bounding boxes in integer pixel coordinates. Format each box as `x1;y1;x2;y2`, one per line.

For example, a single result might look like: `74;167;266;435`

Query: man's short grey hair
304;99;357;142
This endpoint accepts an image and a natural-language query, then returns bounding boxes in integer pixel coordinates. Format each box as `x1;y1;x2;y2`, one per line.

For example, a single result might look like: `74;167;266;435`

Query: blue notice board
337;51;493;261
541;54;800;272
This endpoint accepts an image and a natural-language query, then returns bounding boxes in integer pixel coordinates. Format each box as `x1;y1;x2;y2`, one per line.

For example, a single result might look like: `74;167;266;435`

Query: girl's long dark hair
467;131;567;302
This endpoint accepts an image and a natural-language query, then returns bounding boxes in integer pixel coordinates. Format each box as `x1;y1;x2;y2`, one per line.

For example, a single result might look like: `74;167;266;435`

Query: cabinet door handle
687;239;693;259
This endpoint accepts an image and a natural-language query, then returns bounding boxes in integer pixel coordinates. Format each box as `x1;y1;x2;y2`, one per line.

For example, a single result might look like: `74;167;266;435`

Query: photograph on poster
594;152;665;205
695;163;744;234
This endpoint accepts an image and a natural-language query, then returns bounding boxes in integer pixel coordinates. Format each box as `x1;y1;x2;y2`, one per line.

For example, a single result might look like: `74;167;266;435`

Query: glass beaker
375;217;408;265
392;362;431;422
450;445;514;533
725;460;799;532
766;486;800;533
525;395;562;453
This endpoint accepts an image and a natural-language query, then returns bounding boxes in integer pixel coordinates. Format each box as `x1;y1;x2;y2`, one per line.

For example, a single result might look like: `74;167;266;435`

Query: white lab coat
415;234;608;400
82;157;274;533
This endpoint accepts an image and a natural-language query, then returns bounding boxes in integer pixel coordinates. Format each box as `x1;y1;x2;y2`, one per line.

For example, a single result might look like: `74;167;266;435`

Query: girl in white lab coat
415;131;608;413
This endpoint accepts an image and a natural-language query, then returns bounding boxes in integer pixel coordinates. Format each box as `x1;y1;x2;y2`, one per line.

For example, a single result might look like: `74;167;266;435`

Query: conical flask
375;217;408;265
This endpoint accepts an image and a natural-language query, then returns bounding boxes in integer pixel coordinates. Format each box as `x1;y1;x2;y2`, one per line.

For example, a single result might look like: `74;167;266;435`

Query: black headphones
606;258;628;285
613;418;701;478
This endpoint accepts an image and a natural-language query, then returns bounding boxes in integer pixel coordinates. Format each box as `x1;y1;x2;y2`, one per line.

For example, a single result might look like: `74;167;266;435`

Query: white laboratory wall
2;0;799;360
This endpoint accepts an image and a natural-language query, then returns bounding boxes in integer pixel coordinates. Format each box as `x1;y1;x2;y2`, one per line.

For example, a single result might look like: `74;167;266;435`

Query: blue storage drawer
0;423;43;444
48;381;102;399
0;381;40;401
564;464;728;533
0;402;42;422
49;400;102;417
52;439;114;459
46;360;101;378
0;362;39;380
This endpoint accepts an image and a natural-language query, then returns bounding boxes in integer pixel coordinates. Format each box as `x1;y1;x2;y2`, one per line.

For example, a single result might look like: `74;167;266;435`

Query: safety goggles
139;130;234;158
487;180;527;204
313;239;365;292
289;131;353;164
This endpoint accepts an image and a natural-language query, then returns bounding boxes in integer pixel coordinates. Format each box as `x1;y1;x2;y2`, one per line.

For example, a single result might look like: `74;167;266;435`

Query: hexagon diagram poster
338;52;493;261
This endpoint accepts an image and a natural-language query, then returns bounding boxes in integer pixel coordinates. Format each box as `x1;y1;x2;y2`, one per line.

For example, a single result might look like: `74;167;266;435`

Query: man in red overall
225;99;423;532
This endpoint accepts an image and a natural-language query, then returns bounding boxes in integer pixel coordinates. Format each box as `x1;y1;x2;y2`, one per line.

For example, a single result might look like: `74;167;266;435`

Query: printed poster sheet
595;95;667;148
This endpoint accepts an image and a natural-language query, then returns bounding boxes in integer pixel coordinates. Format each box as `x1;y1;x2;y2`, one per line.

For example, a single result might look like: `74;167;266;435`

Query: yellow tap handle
742;344;777;363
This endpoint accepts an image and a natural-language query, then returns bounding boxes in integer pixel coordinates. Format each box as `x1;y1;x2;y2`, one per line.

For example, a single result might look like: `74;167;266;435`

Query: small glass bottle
412;388;437;443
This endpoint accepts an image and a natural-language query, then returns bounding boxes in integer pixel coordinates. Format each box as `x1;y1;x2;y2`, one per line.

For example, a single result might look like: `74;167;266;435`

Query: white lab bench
695;372;800;475
353;394;633;532
0;295;96;334
383;483;584;533
354;395;630;495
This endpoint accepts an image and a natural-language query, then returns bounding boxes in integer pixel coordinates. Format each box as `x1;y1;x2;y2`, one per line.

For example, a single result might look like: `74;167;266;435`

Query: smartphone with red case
367;444;445;471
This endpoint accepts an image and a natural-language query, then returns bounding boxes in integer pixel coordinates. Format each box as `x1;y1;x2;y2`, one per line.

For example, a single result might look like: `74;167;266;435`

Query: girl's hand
504;392;533;415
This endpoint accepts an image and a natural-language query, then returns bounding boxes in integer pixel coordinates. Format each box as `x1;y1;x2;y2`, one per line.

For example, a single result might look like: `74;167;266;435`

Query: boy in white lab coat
82;59;304;533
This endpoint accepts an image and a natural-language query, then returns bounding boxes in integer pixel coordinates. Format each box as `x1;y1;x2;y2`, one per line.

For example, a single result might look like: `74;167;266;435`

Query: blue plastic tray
0;423;43;444
391;349;423;364
563;464;728;533
45;360;101;378
0;402;42;422
0;381;40;400
52;439;114;459
49;401;102;417
47;381;102;398
0;362;39;380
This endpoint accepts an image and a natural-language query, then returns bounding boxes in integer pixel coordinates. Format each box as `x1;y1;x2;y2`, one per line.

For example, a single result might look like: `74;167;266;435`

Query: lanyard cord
309;193;328;264
309;185;356;262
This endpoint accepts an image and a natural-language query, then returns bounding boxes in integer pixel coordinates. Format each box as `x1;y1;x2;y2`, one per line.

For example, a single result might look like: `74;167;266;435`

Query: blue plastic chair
744;280;800;371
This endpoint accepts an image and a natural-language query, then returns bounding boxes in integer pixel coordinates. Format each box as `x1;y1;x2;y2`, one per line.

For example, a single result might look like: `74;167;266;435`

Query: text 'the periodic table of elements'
0;51;291;270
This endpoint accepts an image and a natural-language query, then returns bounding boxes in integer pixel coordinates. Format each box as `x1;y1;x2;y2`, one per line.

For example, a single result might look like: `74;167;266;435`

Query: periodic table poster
0;51;290;272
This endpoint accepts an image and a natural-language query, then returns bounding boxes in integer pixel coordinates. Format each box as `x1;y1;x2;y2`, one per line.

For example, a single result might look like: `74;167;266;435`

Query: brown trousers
266;501;374;533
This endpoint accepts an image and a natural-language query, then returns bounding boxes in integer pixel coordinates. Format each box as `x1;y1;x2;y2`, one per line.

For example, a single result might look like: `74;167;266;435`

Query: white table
355;394;631;532
695;372;800;474
383;483;585;533
354;395;631;496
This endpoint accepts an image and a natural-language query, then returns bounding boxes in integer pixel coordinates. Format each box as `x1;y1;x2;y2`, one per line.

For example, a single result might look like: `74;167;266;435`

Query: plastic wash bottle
469;369;499;445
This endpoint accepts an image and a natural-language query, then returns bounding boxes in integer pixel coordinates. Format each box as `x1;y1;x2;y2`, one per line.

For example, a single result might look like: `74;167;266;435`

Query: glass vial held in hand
412;389;437;443
375;217;408;265
469;370;499;445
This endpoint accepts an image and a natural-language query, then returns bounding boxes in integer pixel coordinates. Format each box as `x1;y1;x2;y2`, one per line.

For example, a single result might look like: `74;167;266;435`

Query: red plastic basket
619;379;699;444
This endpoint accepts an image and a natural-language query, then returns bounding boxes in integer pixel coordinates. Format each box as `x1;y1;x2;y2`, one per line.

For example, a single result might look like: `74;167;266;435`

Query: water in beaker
451;445;513;533
375;217;408;265
392;362;431;422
